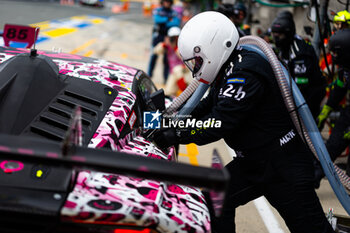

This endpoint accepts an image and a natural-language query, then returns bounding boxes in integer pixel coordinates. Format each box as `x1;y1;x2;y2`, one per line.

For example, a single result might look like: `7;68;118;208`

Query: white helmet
168;26;181;37
178;11;239;84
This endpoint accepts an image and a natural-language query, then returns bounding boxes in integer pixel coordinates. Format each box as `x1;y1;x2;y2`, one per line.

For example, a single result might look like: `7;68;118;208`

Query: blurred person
315;29;350;187
61;0;74;5
147;0;181;82
153;26;191;96
256;27;274;47
217;2;250;37
154;11;335;233
333;10;350;32
271;13;327;189
231;2;250;35
172;0;195;27
181;0;195;26
318;10;350;76
271;11;327;119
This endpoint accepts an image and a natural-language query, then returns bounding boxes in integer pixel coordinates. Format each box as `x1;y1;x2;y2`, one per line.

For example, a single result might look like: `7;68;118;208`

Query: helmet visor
183;56;203;76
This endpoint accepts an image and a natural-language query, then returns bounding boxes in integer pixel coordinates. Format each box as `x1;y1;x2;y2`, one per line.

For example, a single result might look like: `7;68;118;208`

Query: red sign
3;24;39;48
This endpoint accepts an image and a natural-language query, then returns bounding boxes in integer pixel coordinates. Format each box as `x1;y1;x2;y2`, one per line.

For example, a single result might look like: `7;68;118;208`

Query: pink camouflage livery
0;46;211;233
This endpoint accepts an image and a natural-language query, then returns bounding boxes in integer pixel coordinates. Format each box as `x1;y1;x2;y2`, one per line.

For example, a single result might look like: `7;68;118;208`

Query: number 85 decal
222;84;246;101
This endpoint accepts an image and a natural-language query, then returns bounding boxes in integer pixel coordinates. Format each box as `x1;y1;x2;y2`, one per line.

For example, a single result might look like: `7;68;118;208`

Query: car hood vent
0;52;117;145
0;53;63;134
22;76;118;145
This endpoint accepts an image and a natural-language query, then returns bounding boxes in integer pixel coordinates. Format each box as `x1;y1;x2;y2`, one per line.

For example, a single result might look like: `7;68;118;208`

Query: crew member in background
217;2;250;37
315;29;350;187
320;10;350;75
147;0;180;82
333;10;350;32
153;26;191;96
271;11;326;118
154;11;334;233
313;10;350;188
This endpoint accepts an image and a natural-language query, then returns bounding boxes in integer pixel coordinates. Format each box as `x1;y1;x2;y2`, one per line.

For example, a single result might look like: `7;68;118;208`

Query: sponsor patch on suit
227;78;245;84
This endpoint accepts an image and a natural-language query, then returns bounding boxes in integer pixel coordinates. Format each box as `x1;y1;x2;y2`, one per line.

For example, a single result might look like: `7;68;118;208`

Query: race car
0;44;228;233
79;0;105;7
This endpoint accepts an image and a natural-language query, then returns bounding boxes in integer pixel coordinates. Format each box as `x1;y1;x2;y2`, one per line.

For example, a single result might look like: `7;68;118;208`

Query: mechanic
153;11;334;233
333;10;350;32
217;2;250;37
315;29;350;186
313;9;350;188
147;0;181;82
271;11;327;118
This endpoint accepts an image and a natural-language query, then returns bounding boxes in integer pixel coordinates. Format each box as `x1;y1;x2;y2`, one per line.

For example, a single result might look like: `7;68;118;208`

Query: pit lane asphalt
0;1;347;232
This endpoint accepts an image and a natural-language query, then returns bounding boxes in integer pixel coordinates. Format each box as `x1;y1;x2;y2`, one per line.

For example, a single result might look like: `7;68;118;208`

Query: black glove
153;128;178;150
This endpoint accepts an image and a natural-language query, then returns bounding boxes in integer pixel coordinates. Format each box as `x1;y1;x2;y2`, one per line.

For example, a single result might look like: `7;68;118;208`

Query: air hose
164;78;210;118
164;79;200;116
177;82;210;118
239;36;350;215
144;73;207;139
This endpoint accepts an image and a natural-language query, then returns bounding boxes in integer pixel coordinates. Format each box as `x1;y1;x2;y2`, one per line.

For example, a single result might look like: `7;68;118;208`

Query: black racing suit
325;68;350;174
279;36;326;119
176;48;334;233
